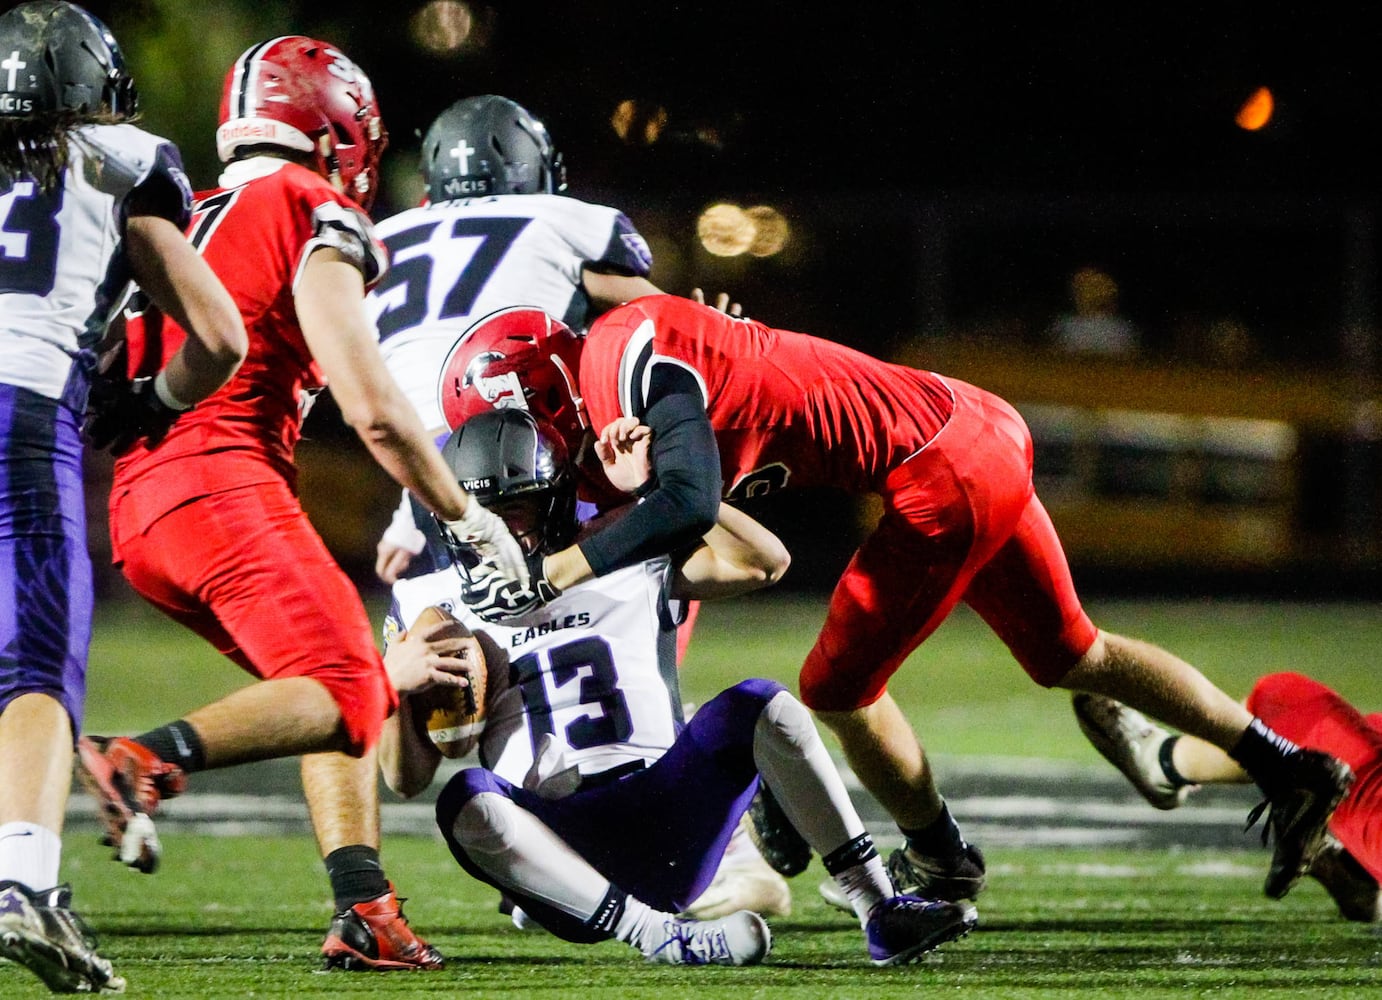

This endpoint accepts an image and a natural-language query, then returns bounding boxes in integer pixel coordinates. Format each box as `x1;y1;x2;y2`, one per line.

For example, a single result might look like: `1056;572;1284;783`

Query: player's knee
453;791;523;856
755;689;821;756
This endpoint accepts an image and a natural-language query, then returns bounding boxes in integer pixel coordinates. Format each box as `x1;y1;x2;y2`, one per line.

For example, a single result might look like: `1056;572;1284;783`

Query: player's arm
543;366;721;591
581;269;661;313
297;247;469;519
671;502;791;601
123;207;247;406
378;696;441;800
297;247;526;578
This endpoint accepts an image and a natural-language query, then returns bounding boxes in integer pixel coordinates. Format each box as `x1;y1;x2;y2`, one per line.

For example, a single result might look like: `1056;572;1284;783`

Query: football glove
83;370;184;456
460;550;561;624
441;501;528;588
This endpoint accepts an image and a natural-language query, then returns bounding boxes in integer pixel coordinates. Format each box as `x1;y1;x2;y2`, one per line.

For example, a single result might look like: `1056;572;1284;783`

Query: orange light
1235;86;1274;131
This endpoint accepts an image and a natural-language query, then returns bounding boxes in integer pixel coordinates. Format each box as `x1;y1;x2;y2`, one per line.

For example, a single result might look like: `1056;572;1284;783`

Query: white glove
442;501;529;588
380;491;426;555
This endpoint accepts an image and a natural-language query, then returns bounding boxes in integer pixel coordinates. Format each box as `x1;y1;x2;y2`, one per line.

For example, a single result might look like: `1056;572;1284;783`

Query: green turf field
5;593;1381;996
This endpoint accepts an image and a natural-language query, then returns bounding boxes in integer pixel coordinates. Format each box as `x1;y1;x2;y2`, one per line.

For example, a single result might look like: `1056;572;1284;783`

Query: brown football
408;605;487;758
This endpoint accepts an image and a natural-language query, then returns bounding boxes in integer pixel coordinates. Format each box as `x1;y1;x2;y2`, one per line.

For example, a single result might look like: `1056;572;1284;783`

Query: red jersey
580;295;955;498
112;158;386;527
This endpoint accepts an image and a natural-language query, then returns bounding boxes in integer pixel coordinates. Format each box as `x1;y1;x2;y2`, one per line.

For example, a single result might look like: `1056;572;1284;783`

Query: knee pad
755;689;825;759
454;792;522;857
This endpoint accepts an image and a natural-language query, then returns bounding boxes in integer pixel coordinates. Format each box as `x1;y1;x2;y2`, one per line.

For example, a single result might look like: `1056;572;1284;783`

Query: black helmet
420;94;565;202
0;1;137;119
441;408;577;555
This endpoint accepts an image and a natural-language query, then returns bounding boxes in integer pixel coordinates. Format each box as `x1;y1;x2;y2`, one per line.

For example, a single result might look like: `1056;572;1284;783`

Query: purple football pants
436;678;782;941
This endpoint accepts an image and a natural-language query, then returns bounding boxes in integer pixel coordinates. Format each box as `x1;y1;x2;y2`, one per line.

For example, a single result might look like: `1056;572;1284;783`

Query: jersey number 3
0;180;61;296
510;636;634;755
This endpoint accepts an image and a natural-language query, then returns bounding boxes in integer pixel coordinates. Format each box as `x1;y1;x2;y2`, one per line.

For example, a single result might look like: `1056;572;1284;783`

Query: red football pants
799;377;1097;711
111;481;396;754
1246;672;1382;883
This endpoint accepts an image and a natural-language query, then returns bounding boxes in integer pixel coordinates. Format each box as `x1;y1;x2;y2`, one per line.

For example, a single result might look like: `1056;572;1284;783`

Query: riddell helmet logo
218;121;283;143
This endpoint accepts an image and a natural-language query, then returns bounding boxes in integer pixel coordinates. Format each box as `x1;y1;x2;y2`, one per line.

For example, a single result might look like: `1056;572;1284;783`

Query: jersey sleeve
292;185;389;291
548;198;652;278
79;124;194;228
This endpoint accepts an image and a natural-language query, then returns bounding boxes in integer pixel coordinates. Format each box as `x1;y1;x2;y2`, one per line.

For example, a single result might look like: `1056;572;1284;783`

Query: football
408;605;488;758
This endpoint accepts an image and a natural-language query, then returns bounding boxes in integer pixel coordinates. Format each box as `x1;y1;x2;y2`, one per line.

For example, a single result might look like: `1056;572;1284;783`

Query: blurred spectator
1050;266;1140;357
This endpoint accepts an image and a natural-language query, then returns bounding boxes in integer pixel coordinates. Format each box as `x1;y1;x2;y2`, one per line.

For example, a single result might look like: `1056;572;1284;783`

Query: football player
366;94;660;586
380;407;978;966
0;2;246;992
1074;676;1382;922
441;294;1356;914
72;36;522;973
365;97;786;916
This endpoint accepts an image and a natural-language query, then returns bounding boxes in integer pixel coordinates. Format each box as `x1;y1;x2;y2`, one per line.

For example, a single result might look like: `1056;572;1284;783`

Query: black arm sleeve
577;364;722;576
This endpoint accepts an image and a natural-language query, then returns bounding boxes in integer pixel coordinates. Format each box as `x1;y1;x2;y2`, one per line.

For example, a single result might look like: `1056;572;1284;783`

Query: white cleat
643;909;771;966
1073;692;1196;810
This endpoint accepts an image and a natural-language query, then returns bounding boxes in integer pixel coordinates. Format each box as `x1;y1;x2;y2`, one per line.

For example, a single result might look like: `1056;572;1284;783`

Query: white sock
613;895;678;956
831;853;893;926
0;821;62;891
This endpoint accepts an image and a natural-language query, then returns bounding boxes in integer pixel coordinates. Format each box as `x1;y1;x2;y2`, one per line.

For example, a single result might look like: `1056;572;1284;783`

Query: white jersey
366;193;652;431
386;558;681;786
0;123;192;401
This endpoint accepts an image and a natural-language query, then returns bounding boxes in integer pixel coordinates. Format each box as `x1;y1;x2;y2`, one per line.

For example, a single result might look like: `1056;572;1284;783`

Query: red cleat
321;884;444;971
75;735;186;874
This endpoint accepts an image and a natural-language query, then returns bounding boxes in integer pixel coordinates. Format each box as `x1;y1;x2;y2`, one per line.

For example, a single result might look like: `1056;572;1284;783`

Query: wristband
153;369;194;412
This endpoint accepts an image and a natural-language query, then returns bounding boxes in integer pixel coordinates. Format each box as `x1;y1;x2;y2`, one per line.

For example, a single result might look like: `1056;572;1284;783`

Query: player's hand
375;539;418;585
691;287;743;318
442;500;529;588
83;370;184;456
460;551;560;624
382;618;474;695
594;417;654;494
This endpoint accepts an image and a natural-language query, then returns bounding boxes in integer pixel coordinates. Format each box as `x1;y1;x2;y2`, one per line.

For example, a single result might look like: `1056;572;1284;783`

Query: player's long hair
0;108;130;193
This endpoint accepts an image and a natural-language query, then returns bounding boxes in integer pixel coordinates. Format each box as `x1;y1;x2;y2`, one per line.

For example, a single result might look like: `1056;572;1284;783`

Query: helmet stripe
231;36;287;120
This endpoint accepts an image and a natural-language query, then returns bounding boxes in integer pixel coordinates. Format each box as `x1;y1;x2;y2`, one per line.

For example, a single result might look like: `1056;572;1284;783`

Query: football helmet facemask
437;306;588;456
419;94;565;203
0;1;137;119
441;408;577;556
217;35;387;209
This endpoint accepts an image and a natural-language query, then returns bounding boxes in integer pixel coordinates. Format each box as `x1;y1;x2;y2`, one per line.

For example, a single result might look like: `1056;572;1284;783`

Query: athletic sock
0;821;61;892
1228;717;1301;795
1157;735;1195;787
133;720;206;773
900;801;967;860
613;893;672;956
822;832;891;924
324;845;389;910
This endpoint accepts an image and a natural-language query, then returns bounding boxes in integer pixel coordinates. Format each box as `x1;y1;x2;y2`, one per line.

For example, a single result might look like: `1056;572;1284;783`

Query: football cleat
321;884;444;971
745;782;812;877
642;910;771;967
1072;692;1195;810
0;881;126;994
887;841;987;903
75;736;186;874
865;895;977;967
1248;749;1355;900
1308;836;1380;922
682;815;791;920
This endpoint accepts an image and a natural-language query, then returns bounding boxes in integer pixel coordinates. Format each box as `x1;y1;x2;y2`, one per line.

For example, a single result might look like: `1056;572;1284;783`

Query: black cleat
745;782;812;877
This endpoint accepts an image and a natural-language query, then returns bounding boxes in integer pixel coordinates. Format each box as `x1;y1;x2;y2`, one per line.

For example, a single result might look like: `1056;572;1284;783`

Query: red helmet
438;307;588;453
216;36;387;209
